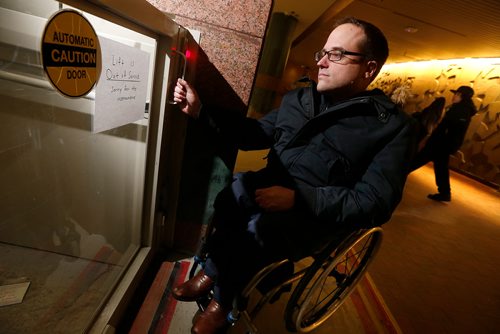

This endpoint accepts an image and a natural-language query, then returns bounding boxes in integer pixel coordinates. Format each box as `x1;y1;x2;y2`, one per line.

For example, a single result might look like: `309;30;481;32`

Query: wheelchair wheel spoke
299;267;345;322
285;228;383;333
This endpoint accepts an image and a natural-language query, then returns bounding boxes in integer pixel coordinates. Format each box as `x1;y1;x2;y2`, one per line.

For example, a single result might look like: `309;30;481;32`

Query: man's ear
365;60;378;79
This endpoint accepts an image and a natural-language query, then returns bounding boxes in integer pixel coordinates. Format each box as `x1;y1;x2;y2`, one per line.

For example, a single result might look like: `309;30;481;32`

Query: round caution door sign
41;9;101;97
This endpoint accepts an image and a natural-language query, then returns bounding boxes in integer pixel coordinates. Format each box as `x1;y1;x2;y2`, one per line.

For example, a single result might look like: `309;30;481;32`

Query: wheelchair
188;221;384;333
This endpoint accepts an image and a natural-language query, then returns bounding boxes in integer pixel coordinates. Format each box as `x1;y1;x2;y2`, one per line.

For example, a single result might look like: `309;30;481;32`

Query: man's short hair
333;17;389;76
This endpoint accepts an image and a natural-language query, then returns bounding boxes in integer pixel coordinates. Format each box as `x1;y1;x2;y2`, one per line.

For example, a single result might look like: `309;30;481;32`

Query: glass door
0;0;178;332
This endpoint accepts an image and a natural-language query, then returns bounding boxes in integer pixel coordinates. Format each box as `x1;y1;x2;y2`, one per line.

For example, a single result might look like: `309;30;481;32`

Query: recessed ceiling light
404;26;418;33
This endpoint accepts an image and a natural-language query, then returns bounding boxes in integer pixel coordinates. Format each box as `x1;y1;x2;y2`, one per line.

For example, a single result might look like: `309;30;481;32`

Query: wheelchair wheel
284;227;383;333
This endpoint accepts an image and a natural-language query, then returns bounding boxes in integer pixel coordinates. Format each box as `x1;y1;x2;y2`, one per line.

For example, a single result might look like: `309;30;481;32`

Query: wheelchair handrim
294;228;383;332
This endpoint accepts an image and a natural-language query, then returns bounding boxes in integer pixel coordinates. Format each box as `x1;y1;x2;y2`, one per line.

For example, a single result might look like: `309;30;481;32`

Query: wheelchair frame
189;225;383;333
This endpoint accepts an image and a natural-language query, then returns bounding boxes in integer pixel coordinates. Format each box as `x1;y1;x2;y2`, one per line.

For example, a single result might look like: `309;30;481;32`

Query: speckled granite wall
147;0;272;106
147;0;274;253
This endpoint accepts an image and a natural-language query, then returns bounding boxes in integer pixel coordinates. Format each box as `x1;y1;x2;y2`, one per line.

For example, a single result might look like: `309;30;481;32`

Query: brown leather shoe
172;270;214;301
191;299;230;334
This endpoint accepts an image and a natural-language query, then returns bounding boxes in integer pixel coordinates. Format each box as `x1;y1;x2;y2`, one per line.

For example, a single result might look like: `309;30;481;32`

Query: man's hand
255;186;295;212
173;78;201;118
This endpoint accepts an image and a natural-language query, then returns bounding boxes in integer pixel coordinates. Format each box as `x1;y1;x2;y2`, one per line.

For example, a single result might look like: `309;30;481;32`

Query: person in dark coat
413;97;446;151
172;17;416;334
412;86;477;201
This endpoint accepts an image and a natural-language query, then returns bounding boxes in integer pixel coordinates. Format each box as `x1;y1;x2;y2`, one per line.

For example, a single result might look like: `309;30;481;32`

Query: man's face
316;24;375;99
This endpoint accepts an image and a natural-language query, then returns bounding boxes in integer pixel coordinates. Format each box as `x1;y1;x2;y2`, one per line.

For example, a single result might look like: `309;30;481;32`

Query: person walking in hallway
172;17;416;334
411;86;477;201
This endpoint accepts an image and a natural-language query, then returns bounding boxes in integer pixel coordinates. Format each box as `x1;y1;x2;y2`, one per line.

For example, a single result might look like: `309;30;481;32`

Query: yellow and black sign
41;9;101;97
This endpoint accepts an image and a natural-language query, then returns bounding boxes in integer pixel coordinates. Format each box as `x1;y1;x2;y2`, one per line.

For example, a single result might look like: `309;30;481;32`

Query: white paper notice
94;36;150;133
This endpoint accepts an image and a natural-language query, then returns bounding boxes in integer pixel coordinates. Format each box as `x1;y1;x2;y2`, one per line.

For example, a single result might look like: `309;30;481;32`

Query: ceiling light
404;26;419;33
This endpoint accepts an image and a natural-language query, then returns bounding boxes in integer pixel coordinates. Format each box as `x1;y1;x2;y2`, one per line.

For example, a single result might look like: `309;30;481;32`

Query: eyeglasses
314;49;366;62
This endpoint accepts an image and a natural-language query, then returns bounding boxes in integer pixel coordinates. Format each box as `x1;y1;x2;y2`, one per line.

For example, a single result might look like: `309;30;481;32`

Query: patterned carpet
130;259;401;334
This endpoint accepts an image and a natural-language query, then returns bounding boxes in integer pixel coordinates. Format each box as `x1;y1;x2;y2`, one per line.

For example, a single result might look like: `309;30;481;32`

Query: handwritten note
94;36;150;133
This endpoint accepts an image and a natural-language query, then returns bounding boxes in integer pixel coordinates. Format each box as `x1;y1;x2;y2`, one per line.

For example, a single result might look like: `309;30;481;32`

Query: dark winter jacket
202;83;416;258
427;99;477;154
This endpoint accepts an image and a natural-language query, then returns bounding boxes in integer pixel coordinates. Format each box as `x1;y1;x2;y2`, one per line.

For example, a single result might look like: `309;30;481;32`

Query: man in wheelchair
172;17;416;334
